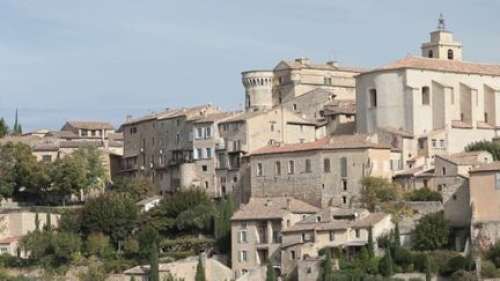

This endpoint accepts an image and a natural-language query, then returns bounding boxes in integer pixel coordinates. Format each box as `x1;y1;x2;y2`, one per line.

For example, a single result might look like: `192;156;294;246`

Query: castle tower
421;14;463;61
241;70;274;112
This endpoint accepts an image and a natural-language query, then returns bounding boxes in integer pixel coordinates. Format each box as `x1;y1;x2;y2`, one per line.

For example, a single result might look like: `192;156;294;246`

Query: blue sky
0;0;499;131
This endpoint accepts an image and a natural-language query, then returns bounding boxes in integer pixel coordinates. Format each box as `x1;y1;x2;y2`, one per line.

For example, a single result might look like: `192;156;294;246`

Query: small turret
241;70;274;112
421;14;463;61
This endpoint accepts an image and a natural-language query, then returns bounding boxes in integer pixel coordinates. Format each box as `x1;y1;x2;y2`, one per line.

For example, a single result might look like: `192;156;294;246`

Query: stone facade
246;135;393;208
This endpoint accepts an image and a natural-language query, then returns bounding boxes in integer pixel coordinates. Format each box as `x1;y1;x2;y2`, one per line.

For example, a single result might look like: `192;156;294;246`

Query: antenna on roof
437;13;446;31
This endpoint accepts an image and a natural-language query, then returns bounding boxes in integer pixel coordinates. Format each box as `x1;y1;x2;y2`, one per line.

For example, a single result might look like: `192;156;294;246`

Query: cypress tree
0;118;8;138
195;255;206;281
266;263;277;281
44;211;52;232
149;241;159;281
394;222;401;248
425;255;432;281
367;227;375;258
319;251;333;281
34;212;40;231
379;247;393;277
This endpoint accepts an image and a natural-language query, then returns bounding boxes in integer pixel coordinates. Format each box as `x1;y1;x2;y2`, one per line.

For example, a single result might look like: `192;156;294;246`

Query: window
440;139;445;148
485;113;489;123
275;161;281;176
342;196;347;205
270;123;274;132
176;119;181;126
288;160;295;174
42;155;52;162
305;159;311;173
291;250;296;260
206;148;212;158
428;50;433;58
460;113;464;121
418;138;426;150
423;179;428;188
355;229;361;238
342;179;348;191
369;89;377;108
324;77;332;85
81;129;88;137
197;148;203;159
239;231;248;243
324;158;331;173
176;134;180;144
206;127;211;138
91;130;96;136
257;163;263;176
292;104;297;111
442;167;447;176
205;181;209;189
422;86;430;105
202;165;208;172
239;251;248;262
432;139;437;148
329;231;335;241
496;173;500;190
340;157;347;177
197;128;203;139
448;49;454;60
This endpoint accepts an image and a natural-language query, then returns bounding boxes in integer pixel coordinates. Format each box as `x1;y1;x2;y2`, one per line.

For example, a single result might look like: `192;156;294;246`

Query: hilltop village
2;17;500;281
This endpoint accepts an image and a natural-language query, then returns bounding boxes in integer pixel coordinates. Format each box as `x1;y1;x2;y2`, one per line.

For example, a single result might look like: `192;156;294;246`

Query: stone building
215;107;320;203
230;197;319;278
246;135;393;208
119;105;223;194
242;58;364;115
280;208;393;276
60;121;115;139
469;162;500;251
356;17;500;169
0;209;59;257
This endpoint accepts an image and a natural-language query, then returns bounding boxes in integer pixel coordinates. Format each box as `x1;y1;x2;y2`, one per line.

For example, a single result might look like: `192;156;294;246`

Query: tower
241;70;274;112
421;14;463;61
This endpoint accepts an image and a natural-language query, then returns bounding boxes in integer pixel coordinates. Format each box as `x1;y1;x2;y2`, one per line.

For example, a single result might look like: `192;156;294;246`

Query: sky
0;0;499;132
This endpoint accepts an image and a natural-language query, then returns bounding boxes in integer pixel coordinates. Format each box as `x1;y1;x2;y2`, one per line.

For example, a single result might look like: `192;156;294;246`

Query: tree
78;257;107;281
137;225;160;259
52;232;82;264
379;247;393;277
195;255;206;281
414;212;449;251
80;193;139;247
425;255;432;281
394;222;401;248
34;212;40;231
367;227;375;258
149;242;160;281
86;233;112;258
214;196;235;255
0;118;8;138
109;176;154;201
318;251;333;281
12;109;22;136
360;177;401;211
266;263;277;281
466;140;500;161
406;187;442;202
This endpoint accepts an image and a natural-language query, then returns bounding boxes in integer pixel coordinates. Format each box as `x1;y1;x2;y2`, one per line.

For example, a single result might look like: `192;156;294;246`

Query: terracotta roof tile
364;56;500;77
437;151;491;166
65;121;114;130
324;100;356;116
470;161;500;173
249;135;389;156
231;197;319;221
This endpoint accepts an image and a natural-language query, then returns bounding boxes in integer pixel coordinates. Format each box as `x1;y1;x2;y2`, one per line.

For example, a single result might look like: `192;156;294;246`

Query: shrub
413;212;449;251
450;270;477;281
406;188;442;202
481;260;498;278
440;255;467;276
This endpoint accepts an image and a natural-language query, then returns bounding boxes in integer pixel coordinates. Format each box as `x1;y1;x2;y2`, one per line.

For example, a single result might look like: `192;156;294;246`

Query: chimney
326;61;339;67
295;57;310;65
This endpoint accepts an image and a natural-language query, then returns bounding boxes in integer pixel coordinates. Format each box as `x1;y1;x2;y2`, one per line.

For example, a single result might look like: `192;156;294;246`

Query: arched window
422;86;430;105
428;50;433;58
448;49;454;60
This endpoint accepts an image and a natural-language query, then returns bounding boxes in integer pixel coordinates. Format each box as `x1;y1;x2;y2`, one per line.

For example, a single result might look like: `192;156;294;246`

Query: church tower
421;14;463;61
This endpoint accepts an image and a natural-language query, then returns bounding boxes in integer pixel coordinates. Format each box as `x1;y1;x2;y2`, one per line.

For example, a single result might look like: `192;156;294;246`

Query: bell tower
421;14;463;61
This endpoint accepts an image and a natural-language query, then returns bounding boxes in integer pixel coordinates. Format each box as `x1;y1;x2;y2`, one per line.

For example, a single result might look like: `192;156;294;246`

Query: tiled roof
470;161;500;173
363;56;500;77
231;197;319;221
323;99;356;116
278;59;367;73
218;110;270;124
193;112;241;124
379;127;414;138
46;131;80;139
121;105;218;126
32;141;59;151
437;151;491;166
249;135;390;156
65;121;114;130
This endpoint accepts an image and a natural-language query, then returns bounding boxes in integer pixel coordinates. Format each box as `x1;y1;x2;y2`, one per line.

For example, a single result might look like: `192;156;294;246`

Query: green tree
0;118;8;138
425;255;432;281
394;222;401;248
360;177;401;211
195;255;206;281
367;227;375;258
149;242;160;281
414;212;449;251
406;187;443;202
466;140;500;161
78;258;107;281
110;176;154;201
80;193;139;247
86;232;112;258
214;196;235;255
34;212;40;231
379;247;393;277
137;225;160;259
266;263;277;281
52;232;82;264
12;109;22;136
318;251;333;281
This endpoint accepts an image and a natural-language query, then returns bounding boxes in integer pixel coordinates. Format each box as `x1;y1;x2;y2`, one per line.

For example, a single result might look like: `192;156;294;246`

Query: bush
486;241;500;267
406;188;442;202
441;255;467;276
450;270;477;281
481;260;498;278
413;212;449;251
